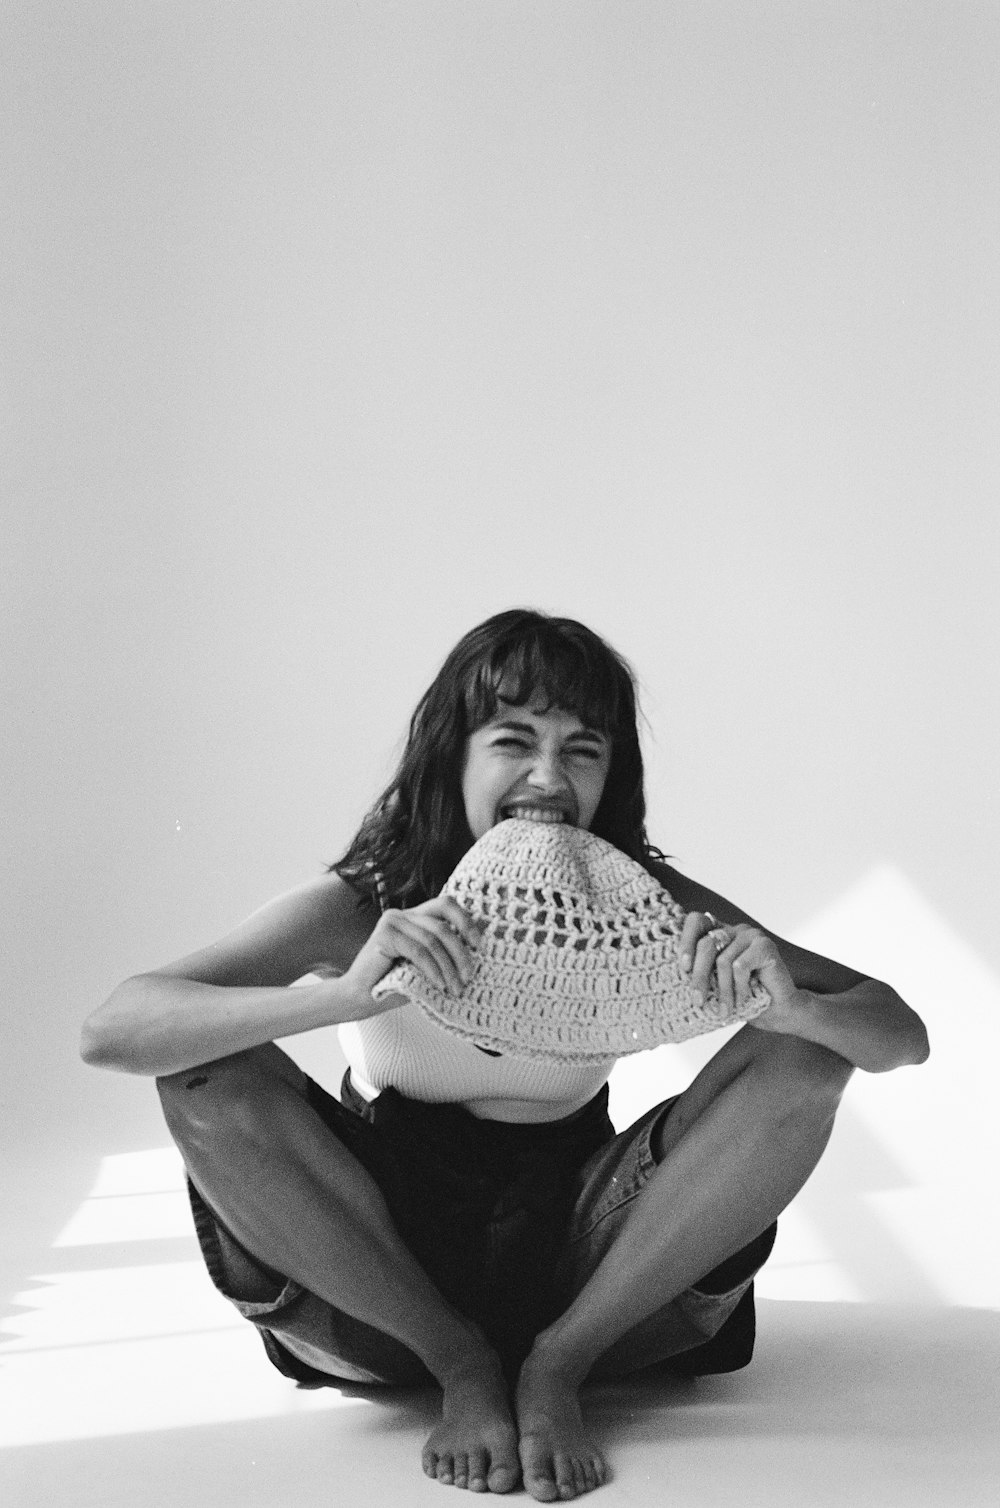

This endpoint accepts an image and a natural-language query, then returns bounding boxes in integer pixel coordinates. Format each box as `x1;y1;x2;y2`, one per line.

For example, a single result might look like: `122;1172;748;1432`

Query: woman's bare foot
422;1350;521;1493
515;1353;608;1502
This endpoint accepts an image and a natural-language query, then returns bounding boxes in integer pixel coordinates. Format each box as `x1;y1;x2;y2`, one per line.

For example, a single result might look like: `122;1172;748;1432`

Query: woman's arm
81;874;479;1078
81;973;374;1079
656;861;930;1074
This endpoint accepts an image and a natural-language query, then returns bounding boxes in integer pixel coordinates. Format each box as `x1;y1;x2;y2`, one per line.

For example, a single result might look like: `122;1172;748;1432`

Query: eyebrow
487;719;609;745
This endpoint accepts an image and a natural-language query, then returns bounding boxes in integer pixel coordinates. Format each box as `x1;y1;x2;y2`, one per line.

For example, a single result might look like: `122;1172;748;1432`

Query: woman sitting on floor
82;608;929;1502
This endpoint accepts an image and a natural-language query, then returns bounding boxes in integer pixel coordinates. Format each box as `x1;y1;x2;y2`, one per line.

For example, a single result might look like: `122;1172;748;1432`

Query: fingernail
681;953;692;973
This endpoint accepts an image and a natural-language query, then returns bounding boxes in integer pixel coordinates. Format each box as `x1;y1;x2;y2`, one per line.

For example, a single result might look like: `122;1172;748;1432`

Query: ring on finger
708;927;732;953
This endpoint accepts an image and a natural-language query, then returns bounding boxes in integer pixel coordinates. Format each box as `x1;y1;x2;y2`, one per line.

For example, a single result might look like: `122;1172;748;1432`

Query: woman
82;609;929;1503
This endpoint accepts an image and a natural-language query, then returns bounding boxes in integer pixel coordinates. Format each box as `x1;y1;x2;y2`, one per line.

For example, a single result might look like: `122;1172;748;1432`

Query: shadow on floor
2;1301;998;1508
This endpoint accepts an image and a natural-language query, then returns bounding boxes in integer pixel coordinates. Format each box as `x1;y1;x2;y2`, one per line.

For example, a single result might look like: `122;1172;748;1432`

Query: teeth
504;808;566;823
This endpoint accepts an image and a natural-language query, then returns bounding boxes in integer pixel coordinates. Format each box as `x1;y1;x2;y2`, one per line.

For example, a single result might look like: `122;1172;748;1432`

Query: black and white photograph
4;4;998;1504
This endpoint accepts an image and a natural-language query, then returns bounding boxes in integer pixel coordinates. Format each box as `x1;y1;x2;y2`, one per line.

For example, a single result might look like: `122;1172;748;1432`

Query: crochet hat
371;819;771;1062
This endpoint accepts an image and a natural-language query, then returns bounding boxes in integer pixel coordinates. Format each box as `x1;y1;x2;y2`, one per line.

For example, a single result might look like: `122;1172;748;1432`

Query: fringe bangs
462;623;628;738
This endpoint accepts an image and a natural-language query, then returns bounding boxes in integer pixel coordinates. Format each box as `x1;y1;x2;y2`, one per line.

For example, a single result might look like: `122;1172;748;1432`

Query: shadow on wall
786;1103;943;1304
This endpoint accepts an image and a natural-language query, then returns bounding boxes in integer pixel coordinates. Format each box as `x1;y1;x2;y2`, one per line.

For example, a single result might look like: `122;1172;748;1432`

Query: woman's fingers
380;903;478;995
689;923;760;1009
418;912;477;990
679;910;717;973
690;931;726;998
422;899;482;989
379;918;452;993
713;938;752;1011
425;894;480;939
729;944;758;1009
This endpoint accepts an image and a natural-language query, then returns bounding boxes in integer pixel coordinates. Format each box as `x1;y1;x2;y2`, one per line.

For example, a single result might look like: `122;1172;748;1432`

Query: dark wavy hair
332;608;667;910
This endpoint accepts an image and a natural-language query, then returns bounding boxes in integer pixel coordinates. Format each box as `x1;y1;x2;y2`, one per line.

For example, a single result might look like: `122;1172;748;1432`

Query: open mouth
500;806;570;825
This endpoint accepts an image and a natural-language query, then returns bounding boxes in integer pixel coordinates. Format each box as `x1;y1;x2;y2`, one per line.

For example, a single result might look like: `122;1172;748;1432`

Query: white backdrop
4;11;1000;1497
5;1;998;1178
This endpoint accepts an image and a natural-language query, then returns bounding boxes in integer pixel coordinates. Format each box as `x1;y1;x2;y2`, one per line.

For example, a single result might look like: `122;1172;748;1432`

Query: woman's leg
157;1044;520;1494
514;1029;854;1502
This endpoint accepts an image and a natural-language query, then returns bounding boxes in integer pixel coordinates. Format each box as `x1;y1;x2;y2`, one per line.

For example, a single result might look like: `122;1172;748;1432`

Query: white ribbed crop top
338;1005;615;1122
337;870;616;1122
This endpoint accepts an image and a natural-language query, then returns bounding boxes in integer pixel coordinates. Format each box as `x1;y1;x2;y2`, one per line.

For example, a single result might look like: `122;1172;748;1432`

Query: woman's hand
341;895;481;1016
672;893;927;1069
679;912;802;1028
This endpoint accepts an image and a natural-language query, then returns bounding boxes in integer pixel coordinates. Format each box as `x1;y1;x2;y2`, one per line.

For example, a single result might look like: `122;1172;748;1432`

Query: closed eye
492;738;603;760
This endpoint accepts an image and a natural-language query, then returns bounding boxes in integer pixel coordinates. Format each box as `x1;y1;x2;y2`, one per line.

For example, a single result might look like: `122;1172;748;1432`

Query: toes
523;1463;560;1503
548;1453;602;1499
486;1461;521;1494
467;1447;488;1492
554;1452;578;1498
424;1444;519;1494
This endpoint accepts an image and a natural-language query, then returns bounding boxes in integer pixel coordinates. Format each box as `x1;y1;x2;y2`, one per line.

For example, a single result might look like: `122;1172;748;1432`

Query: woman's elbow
875;982;930;1070
897;988;930;1067
80;1009;120;1070
888;999;930;1070
910;1018;931;1066
80;981;140;1071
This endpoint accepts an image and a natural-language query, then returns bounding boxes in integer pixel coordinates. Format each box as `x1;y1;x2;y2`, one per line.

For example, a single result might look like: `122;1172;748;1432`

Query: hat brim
371;820;771;1062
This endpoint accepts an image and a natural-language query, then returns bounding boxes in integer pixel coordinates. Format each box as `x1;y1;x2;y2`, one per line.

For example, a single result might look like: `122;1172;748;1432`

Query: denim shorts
186;1071;776;1388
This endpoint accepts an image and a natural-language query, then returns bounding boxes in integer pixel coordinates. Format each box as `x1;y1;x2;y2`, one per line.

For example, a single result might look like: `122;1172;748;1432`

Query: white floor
4;866;999;1504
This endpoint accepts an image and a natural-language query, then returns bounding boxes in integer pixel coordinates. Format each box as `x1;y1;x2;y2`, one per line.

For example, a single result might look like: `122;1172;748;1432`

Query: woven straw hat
371;818;771;1062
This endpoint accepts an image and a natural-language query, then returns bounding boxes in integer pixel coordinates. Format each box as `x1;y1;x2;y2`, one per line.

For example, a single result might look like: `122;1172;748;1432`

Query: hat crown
448;818;671;933
372;818;771;1060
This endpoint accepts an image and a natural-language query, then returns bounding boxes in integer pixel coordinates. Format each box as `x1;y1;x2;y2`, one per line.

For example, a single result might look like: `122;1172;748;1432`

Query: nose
525;748;571;794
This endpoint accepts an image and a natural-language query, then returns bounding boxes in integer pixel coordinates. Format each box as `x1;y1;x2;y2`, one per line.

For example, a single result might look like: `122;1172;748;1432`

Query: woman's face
460;699;613;842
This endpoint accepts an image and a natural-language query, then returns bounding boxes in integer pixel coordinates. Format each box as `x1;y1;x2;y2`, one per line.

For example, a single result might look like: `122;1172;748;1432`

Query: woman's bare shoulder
647;854;870;994
149;870;380;988
645;854;762;928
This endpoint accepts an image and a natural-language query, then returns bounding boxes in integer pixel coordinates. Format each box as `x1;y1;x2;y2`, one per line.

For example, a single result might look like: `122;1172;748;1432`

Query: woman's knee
747;1032;854;1117
156;1044;306;1144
